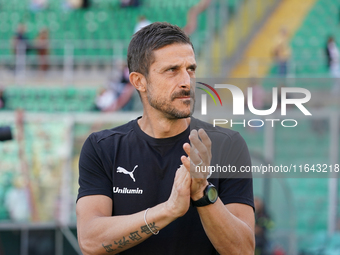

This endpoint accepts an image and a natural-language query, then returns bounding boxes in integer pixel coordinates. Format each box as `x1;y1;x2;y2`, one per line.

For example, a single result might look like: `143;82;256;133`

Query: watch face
207;186;218;202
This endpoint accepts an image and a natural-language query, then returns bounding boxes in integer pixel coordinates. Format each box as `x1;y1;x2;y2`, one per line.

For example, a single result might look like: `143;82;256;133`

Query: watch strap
191;183;218;207
191;195;212;207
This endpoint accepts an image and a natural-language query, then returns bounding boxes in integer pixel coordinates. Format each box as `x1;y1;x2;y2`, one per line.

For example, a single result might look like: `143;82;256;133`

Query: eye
167;68;176;72
188;66;196;72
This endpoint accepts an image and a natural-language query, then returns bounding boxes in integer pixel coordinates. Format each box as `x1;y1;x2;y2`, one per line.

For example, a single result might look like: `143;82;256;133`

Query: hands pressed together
165;128;212;218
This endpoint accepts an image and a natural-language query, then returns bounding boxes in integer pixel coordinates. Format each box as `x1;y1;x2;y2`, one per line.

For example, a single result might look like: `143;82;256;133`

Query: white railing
245;57;331;78
0;39;129;86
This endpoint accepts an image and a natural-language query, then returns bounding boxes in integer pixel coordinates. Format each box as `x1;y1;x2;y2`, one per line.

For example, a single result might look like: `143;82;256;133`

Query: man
12;24;33;55
0;87;5;110
77;22;255;255
272;27;291;77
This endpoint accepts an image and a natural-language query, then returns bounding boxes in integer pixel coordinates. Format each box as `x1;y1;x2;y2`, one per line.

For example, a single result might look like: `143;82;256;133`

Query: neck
138;110;190;138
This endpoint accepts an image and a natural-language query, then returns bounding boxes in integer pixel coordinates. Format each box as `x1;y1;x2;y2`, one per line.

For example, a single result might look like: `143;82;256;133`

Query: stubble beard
147;88;195;119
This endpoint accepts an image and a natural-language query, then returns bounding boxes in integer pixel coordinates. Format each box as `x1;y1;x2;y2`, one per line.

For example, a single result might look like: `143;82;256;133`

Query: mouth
171;90;194;102
176;96;191;100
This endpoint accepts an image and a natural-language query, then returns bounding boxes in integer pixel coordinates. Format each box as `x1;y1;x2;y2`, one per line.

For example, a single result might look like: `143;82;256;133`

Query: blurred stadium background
0;0;340;254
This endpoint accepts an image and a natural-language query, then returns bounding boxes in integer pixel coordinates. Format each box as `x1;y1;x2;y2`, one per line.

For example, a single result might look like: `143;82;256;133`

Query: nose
179;69;191;90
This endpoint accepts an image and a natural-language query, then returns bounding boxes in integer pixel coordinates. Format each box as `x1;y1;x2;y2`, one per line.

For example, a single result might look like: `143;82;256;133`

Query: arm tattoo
102;243;116;253
129;231;142;241
140;222;159;235
102;229;147;253
114;236;130;248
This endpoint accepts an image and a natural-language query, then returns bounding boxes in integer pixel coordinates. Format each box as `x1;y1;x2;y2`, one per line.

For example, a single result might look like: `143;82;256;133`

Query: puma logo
117;165;138;182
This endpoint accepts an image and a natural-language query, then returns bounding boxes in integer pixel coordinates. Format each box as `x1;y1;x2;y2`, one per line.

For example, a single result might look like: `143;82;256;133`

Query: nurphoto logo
197;83;312;128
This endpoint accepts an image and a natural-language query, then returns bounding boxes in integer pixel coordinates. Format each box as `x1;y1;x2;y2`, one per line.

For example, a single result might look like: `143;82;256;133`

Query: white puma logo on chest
117;165;138;182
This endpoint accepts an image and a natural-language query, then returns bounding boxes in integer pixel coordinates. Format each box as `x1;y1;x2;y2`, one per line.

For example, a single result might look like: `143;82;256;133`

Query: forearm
78;203;175;255
77;165;192;254
197;199;255;255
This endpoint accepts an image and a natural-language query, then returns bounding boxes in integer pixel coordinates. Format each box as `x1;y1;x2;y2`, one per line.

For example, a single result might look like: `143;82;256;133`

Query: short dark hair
127;22;194;78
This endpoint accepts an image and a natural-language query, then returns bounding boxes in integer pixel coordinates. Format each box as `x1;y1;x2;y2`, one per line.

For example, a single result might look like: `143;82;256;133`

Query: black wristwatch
191;183;218;207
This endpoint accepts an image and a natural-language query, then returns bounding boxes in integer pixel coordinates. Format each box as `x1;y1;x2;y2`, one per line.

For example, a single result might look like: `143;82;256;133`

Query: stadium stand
0;0;208;59
268;0;339;77
233;119;330;229
0;0;246;64
0;0;250;112
2;87;97;112
231;114;335;254
247;1;338;245
232;1;340;247
0;119;71;221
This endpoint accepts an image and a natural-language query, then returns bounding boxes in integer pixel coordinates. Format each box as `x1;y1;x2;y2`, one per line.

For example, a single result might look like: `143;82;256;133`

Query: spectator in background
120;0;140;8
63;0;82;10
134;16;151;34
30;0;47;12
95;65;134;112
255;197;274;255
35;28;49;72
82;0;91;9
94;87;116;111
325;36;340;77
183;0;212;35
325;36;340;94
12;24;33;56
272;27;291;77
0;87;5;110
4;177;31;222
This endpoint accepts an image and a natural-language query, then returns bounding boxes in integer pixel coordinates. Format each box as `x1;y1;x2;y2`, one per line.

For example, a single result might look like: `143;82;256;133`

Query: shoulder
79;119;138;173
191;117;243;142
89;119;136;144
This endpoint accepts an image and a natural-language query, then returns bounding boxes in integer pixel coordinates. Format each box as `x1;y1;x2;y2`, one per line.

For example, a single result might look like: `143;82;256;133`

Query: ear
129;72;147;93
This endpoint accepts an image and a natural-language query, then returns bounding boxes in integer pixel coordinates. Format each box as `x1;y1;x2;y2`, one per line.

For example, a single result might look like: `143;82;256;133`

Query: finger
182;156;199;174
177;163;192;183
174;164;187;184
189;129;204;152
183;142;191;157
182;155;206;179
179;163;192;188
183;142;202;167
198;129;212;158
189;131;209;164
181;155;191;171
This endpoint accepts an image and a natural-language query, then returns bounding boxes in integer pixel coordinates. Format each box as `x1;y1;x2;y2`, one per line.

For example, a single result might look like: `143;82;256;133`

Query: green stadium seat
268;0;340;77
0;0;211;62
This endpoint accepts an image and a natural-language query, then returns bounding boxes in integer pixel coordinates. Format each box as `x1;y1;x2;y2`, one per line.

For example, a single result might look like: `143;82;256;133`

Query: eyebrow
188;64;197;70
163;65;180;71
162;63;197;71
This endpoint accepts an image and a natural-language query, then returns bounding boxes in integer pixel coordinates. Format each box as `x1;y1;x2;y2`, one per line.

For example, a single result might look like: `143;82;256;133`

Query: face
145;43;196;119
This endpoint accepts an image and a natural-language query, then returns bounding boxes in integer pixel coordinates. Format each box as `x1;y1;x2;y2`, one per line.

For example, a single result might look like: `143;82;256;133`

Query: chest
110;140;185;215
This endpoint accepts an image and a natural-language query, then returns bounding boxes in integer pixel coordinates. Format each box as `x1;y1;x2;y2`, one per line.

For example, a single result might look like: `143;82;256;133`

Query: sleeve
218;132;254;210
77;134;113;202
